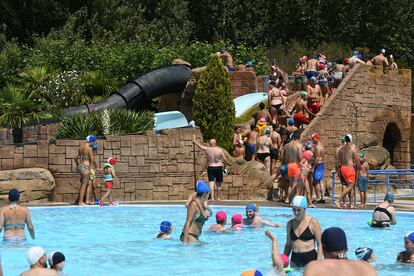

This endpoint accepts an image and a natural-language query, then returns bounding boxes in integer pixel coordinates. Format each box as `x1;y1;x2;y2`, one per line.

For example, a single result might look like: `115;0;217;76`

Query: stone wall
0;128;260;203
229;71;266;98
0;124;59;144
301;65;411;171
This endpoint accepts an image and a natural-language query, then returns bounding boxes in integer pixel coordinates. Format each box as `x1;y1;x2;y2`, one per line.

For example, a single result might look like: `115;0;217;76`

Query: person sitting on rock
220;48;235;71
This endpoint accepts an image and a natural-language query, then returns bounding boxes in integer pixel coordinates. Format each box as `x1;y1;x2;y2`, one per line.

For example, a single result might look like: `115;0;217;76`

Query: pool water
1;205;413;276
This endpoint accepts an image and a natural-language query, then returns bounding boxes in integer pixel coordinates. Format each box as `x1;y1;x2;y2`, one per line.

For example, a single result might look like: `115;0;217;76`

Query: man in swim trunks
304;227;377;276
74;135;96;205
283;132;303;205
193;135;226;201
220;48;235;71
292;91;315;126
389;54;398;71
311;133;326;204
306;77;322;119
243;204;280;228
335;134;360;209
244;125;259;161
371;192;396;227
397;231;414;263
306;55;319;80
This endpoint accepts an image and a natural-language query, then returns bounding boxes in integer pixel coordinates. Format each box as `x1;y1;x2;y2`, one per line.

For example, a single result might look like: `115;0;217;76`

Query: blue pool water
1;205;413;276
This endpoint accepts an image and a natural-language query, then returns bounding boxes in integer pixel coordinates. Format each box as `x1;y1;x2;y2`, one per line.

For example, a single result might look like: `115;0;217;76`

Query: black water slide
62;64;192;116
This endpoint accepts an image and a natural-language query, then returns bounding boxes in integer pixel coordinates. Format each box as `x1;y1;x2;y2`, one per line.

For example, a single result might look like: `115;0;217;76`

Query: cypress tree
193;54;235;151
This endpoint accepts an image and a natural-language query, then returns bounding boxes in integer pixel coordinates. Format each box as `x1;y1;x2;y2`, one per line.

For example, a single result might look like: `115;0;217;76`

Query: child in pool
231;214;243;231
100;157;117;206
157;221;173;239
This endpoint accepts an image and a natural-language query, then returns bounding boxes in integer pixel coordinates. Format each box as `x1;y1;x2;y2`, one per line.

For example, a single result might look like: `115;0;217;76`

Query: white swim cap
27;246;45;266
291;195;307;209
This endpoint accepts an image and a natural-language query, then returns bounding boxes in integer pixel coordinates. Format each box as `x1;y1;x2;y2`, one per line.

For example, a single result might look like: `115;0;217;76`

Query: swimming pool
1;205;413;276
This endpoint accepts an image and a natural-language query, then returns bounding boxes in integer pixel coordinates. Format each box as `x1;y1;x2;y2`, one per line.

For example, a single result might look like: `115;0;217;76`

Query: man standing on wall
193;135;226;201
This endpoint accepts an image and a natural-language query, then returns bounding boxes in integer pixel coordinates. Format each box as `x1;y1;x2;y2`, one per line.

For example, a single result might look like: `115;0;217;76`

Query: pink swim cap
303;150;313;160
280;254;290;267
318;63;325;70
215;211;227;223
232;214;243;225
259;118;266;123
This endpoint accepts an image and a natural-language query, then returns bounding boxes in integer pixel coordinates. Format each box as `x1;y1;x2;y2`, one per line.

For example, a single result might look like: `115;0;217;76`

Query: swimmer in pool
397;231;414;263
208;211;227;232
0;188;35;243
355;247;376;262
284;196;322;267
370;192;396;228
157;221;173;239
266;230;290;275
243;203;280;228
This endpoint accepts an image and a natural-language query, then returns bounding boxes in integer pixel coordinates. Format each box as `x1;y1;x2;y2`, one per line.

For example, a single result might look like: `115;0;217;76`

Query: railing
331;167;414;206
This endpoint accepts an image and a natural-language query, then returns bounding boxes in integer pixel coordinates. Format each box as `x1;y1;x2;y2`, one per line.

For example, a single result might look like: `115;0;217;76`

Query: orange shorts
340;166;356;184
288;163;300;179
104;181;113;189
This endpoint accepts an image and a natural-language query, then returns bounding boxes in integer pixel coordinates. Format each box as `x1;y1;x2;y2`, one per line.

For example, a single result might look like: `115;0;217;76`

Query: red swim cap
108;157;116;165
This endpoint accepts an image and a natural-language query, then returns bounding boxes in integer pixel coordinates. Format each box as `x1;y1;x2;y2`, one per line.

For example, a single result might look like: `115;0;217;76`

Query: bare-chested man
234;140;246;165
284;132;303;205
243;203;280;228
268;81;285;111
220;48;235;71
292;91;316;126
371;49;389;70
193;135;226;201
311;133;326;203
270;124;282;176
253;102;271;123
304;227;377;276
306;55;319;80
335;134;361;209
20;246;58;276
306;77;322;119
389;55;398;71
348;51;366;68
243;125;259;161
74;135;97;206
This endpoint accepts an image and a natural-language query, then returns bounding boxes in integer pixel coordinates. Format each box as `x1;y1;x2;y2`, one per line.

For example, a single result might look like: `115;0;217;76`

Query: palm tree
0;85;52;143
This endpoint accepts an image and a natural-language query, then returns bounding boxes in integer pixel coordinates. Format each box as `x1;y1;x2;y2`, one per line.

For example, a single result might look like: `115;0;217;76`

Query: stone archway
383;122;401;165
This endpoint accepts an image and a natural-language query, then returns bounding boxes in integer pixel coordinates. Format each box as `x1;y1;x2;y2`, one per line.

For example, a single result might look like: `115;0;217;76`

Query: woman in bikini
268;81;285;111
74;135;96;205
181;180;211;244
256;128;272;174
284;196;322;267
0;189;35;243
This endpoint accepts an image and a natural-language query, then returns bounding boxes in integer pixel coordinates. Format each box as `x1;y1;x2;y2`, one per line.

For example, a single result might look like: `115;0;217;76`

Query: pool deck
26;199;414;212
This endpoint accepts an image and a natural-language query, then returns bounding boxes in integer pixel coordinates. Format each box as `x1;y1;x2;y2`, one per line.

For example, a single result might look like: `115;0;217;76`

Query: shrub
107;109;154;135
192;54;235;151
55;108;154;139
55;112;103;139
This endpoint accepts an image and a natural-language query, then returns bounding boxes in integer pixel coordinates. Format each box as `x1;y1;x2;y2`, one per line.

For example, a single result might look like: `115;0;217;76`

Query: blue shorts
246;144;256;155
306;70;318;79
357;176;368;192
313;163;325;181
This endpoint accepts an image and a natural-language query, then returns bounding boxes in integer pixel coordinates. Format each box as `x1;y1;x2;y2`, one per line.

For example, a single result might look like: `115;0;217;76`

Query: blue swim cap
327;61;333;67
406;231;414;243
91;143;99;150
8;188;20;202
196;180;210;193
246;60;253;66
246;203;257;212
86;135;96;143
355;247;373;261
288;117;294;126
384;192;394;203
291;195;307;209
160;221;172;233
352;50;359;56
